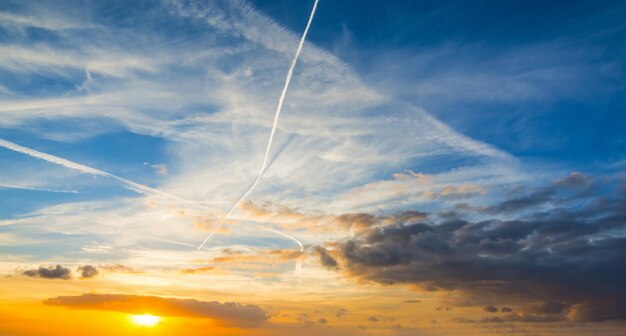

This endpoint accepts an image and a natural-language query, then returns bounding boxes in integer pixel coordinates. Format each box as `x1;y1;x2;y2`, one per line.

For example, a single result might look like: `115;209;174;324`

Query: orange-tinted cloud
314;173;626;323
44;293;269;327
179;266;215;274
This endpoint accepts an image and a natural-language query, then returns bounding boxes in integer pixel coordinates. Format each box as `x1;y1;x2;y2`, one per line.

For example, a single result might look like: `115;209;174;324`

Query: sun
130;314;161;327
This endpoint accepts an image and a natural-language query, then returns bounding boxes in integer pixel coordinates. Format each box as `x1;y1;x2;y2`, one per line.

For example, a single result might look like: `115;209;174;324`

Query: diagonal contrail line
0;138;210;210
197;0;320;252
1;138;305;274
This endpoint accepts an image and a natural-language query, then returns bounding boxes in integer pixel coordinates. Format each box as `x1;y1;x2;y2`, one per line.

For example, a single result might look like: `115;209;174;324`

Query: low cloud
483;305;498;313
316;173;626;322
23;265;71;280
77;265;98;279
44;294;269;327
312;246;339;270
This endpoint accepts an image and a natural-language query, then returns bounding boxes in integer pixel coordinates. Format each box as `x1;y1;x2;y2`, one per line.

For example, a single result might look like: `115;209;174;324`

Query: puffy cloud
77;265;98;279
333;213;378;233
320;173;626;322
312;246;339;270
44;294;268;327
22;265;71;280
483;305;498;313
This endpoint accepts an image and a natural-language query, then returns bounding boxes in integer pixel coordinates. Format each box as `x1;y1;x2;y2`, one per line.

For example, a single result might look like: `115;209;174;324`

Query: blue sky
4;0;622;213
0;1;625;334
0;0;623;252
257;0;626;164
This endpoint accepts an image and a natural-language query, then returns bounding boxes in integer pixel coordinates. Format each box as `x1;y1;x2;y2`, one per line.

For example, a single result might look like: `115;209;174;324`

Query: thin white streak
0;182;78;194
197;0;319;252
0;138;209;210
265;227;305;277
0;137;306;272
150;236;198;249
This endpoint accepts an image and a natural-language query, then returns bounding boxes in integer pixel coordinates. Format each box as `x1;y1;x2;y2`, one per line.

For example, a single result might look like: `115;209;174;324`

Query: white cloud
0;0;523;277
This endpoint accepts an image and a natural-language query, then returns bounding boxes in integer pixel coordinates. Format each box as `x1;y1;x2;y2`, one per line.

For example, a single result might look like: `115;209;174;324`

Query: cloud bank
44;293;269;327
315;173;626;322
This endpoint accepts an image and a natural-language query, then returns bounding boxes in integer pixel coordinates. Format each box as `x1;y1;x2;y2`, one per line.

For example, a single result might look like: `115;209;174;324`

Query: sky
0;0;625;335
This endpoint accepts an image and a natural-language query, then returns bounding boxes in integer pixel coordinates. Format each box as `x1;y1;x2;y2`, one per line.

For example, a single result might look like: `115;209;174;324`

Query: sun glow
131;314;161;327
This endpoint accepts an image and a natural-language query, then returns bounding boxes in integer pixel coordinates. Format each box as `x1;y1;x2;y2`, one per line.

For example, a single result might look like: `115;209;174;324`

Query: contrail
0;138;209;210
197;0;319;252
0;182;78;194
0;137;305;275
265;227;305;277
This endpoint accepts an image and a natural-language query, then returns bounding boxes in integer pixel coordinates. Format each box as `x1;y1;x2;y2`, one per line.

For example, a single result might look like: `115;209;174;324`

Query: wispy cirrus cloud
0;0;522;266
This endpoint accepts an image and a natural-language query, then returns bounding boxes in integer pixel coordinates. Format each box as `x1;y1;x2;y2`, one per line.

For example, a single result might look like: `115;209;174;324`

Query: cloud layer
44;294;269;327
315;173;626;322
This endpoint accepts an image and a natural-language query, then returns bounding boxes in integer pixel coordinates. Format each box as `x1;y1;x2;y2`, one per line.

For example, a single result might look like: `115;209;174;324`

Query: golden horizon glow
130;314;161;327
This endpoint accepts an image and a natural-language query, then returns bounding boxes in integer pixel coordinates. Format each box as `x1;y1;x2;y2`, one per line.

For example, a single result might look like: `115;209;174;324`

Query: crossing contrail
1;0;320;277
0;138;210;210
197;0;319;252
0;137;305;275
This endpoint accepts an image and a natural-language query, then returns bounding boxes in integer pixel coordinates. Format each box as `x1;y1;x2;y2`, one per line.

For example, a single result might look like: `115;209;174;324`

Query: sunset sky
1;0;626;335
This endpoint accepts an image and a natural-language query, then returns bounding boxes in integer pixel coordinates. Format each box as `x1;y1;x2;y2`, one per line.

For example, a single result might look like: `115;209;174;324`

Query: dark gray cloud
44;293;268;327
77;265;98;279
487;189;555;213
481;172;598;214
483;305;498;313
528;302;569;315
312;246;339;270
23;265;71;280
316;173;626;322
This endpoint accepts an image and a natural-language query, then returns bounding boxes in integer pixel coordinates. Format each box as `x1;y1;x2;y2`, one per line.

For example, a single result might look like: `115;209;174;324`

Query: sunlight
130;314;161;327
